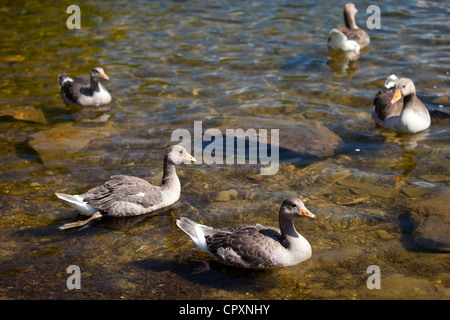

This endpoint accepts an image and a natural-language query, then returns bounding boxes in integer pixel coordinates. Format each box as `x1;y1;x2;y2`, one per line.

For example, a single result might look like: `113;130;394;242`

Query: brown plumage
373;75;401;121
56;145;196;229
81;175;165;216
58;67;112;107
177;197;316;268
372;76;431;133
338;3;370;49
204;225;286;267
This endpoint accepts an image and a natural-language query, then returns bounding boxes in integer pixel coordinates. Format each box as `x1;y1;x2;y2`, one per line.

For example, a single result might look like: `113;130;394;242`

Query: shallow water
0;0;449;300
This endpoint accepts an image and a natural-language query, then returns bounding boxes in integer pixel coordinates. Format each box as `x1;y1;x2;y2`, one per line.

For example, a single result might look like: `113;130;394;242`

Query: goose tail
55;192;97;215
58;73;73;87
176;217;210;253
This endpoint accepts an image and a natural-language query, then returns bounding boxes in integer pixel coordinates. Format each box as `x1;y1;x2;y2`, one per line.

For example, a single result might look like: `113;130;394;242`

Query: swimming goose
176;197;316;268
58;67;112;107
330;3;370;50
57;145;196;229
372;76;431;133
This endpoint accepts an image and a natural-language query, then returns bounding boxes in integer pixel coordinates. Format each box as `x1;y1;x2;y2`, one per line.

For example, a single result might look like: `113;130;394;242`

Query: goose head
166;145;197;165
90;67;110;81
344;3;359;29
391;78;416;104
280;197;316;221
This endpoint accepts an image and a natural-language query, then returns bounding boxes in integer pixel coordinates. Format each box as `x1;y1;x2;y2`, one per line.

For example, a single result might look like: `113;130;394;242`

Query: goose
56;145;196;229
176;197;316;268
329;3;370;51
372;76;431;133
58;67;112;107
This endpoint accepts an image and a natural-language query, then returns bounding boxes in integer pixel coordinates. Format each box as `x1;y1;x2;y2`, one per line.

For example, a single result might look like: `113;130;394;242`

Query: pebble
375;230;390;240
214;189;239;202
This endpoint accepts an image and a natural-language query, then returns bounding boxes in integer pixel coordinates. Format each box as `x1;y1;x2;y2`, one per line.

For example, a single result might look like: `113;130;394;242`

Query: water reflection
392;150;418;185
375;129;430;184
327;50;360;75
60;203;183;231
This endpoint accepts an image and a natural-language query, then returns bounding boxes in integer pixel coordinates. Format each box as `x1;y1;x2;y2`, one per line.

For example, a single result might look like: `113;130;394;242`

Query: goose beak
100;72;110;80
301;207;316;219
391;89;402;104
186;153;197;163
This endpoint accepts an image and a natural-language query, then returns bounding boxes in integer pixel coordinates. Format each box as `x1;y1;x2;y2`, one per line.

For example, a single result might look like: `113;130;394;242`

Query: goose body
372;76;431;133
56;145;196;228
177;198;316;268
58;67;112;107
329;3;370;51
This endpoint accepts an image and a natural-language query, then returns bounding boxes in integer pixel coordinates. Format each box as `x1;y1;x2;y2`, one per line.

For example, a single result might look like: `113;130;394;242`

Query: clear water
0;0;449;299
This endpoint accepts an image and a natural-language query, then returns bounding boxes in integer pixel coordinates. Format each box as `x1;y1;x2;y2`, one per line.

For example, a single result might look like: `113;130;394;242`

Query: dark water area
0;1;449;299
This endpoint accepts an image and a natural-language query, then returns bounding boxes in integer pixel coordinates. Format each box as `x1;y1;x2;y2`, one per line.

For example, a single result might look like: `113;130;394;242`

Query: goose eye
179;150;183;154
292;204;297;208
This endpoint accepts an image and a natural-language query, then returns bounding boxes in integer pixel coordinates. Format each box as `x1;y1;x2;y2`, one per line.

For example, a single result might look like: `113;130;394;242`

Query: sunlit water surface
0;0;449;299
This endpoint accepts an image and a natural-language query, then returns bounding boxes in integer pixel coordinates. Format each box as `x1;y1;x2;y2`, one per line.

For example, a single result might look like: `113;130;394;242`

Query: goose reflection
59;202;182;231
327;50;360;75
381;130;430;184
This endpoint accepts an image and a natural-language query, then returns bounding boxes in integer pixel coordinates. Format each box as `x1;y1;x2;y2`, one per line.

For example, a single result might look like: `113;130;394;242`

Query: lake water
0;0;449;299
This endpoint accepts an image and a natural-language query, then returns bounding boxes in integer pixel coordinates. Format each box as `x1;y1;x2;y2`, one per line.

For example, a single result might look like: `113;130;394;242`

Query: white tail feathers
176;217;210;253
55;193;97;215
384;74;398;89
58;74;73;87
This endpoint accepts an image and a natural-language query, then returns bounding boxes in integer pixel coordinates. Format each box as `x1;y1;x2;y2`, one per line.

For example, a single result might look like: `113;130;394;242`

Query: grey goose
177;197;316;268
328;3;370;55
372;75;431;133
57;145;196;229
58;67;112;107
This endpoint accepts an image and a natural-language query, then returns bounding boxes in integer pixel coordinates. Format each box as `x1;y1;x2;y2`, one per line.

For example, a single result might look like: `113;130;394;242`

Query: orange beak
391;89;402;104
100;72;110;80
301;207;316;219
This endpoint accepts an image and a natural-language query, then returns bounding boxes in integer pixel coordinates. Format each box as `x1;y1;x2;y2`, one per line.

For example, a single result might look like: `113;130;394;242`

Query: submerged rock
406;195;450;252
0;105;48;124
28;124;122;163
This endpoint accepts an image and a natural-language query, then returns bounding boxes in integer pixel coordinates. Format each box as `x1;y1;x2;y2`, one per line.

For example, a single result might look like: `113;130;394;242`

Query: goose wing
60;78;91;104
205;225;284;268
373;87;403;121
82;175;163;216
339;27;370;48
